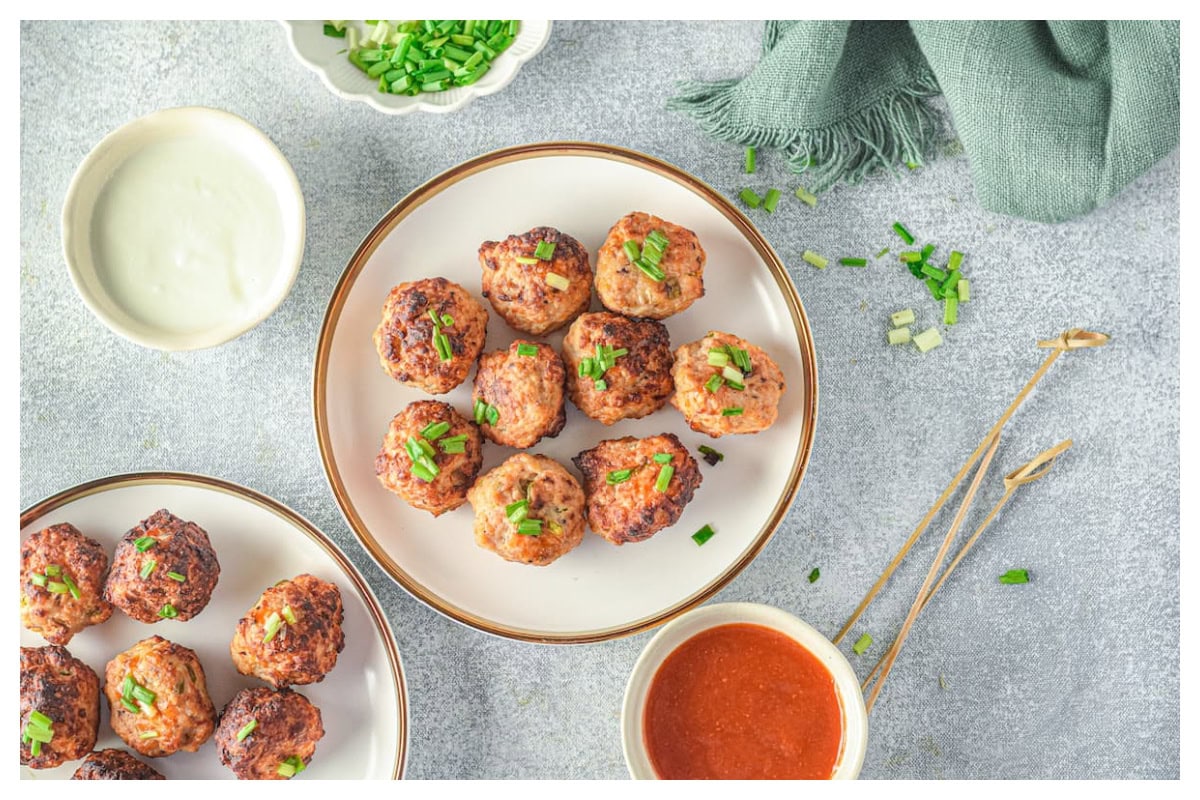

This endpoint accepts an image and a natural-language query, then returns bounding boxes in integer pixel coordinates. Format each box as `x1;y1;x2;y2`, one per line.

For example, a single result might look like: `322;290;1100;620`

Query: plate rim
20;470;409;780
311;141;820;644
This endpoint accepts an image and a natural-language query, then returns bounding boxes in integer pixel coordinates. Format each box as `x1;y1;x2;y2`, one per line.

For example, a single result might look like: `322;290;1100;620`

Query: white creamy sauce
90;134;284;335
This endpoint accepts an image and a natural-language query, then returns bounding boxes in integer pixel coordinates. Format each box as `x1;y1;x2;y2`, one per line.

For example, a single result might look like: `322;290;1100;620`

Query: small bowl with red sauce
622;602;868;780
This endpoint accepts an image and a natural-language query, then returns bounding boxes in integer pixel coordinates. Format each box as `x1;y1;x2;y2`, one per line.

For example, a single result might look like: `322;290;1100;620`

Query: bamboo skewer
833;329;1109;645
861;433;1003;713
861;439;1074;690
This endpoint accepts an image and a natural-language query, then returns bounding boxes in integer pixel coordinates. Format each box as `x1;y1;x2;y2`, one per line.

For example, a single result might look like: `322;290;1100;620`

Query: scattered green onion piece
794;185;818;207
158;569;184;583
263;612;283;643
121;698;139;714
421;421;451;441
473;399;487;425
606;469;633;485
739;188;762;209
30;739;42;757
646;230;669;250
892;222;914;245
237;720;258;742
957;279;970;302
61;573;80;599
704;374;724;393
506;499;529;524
921;243;936;261
132;684;156;705
802;250;828;270
635;258;666;282
508;20;520;36
122;675;135;700
921;264;947;281
947;250;964;272
840;257;868;267
29;710;53;729
898;251;923;263
324;23;347;37
134;536;156;552
890;308;916;327
999;569;1030;585
762;188;782;213
545;272;570;291
925;278;943;299
707;349;730;367
282;605;298;626
944;296;959;325
534;240;556;260
516;343;538;357
411;463;436;483
47;580;69;593
875;247;890;258
367;59;392;78
808;567;820;583
654;465;675;493
278;762;297;778
578;358;594;378
45;563;61;577
611;347;629;359
30;572;47;587
852;633;873;655
941;270;962;296
441;314;454;327
652;453;673;464
484;404;499;426
913;327;944;353
517;519;543;536
887;327;912;345
158;604;178;619
698;445;724;465
722;407;744;416
692;524;716;546
594;379;608;392
721;365;744;384
514;256;539;265
439;435;467;454
434;331;452;362
744;146;756;174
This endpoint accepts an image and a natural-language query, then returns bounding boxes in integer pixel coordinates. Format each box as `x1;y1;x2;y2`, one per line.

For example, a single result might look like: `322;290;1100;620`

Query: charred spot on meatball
472;340;566;449
103;509;219;624
375;400;484;516
20;522;114;645
573;433;703;545
562;311;675;425
670;331;787;437
595;212;705;320
230;574;345;688
216;686;324;780
478;226;592;335
372;277;488;394
71;748;166;780
21;645;100;768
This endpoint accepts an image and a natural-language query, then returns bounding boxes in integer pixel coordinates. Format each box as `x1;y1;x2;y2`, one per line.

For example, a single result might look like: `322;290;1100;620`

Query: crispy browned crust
103;509;219;624
670;331;787;437
104;635;217;757
479;226;592;335
20;522;114;644
372;277;489;394
473;340;567;448
71;748;166;780
562;312;675;425
595;211;705;319
20;645;100;768
230;574;346;688
215;687;324;780
375;400;484;516
573;433;703;545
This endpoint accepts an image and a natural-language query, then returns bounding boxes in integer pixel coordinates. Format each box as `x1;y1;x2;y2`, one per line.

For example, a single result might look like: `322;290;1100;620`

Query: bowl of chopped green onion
280;20;552;114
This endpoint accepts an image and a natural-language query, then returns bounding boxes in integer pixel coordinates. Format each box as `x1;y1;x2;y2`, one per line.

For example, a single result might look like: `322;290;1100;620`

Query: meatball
104;509;220;623
594;211;705;319
573;433;703;545
375;400;484;516
72;749;166;780
670;331;787;437
562;311;674;425
215;687;324;780
230;574;345;688
372;277;488;394
478;226;592;335
20;645;100;768
466;453;586;566
472;340;566;449
20;523;114;644
104;635;216;757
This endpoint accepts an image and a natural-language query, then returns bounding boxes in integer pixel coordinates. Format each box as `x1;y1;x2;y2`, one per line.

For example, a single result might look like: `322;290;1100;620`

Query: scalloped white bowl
280;20;552;115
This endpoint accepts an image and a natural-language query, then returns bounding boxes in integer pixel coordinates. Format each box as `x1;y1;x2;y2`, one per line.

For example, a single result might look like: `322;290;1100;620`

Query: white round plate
20;473;407;779
314;142;818;643
280;20;552;115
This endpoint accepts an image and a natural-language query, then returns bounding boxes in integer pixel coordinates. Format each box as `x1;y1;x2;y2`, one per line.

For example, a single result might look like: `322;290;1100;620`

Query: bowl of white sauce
62;107;305;350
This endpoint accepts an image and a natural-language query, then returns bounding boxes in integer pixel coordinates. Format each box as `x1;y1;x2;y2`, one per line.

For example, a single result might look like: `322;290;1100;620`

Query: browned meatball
230;574;345;688
479;226;592;335
573;433;703;545
372;277;488;394
670;331;787;437
20;523;113;644
20;645;100;768
215;687;324;780
472;340;566;449
562;311;674;425
103;509;219;624
595;211;705;319
466;453;586;566
104;636;216;757
72;749;166;779
375;400;484;516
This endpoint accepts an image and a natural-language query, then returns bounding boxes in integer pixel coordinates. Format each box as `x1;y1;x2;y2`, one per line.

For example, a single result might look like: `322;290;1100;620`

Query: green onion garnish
721;407;744;416
890;308;916;328
122;675;135;700
485;404;499;426
852;633;873;655
158;604;178;619
921;243;936;261
622;240;640;263
439;434;468;454
744;146;756;174
164;571;185;583
505;499;529;524
237;720;258;742
999;569;1030;584
421;420;451;440
762;188;782;213
134;536;156;552
839;257;868;267
947;250;964;271
808;567;820;583
61;573;81;599
121;698;139;714
578;358;594;378
30;572;47;587
545;272;570;291
739;188;762;209
473;398;487;425
921;264;947;282
606;469;633;485
721;365;744;384
411;463;435;483
941;270;962;296
46;581;68;594
516;343;538;357
635;258;666;282
875;247;890;258
802;250;828;270
704;374;723;393
944;296;959;325
913;327;943;353
925;277;943;299
594;379;608;392
263;612;283;642
514;256;539;265
29;710;53;729
25;724;53;744
534;240;556;260
892;222;914;245
45;564;61;576
516;519;543;536
652;453;673;464
957;279;970;302
31;739;42;756
277;762;297;778
887;327;912;346
654;465;675;493
140;559;157;579
282;605;298;625
139;731;159;740
707;348;730;367
131;684;157;706
899;251;923;263
692;524;716;546
795;185;818;207
698;445;723;465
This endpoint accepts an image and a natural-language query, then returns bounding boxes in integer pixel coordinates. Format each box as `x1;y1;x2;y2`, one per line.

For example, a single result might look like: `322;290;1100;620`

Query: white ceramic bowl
280;20;553;115
61;107;305;351
622;602;869;780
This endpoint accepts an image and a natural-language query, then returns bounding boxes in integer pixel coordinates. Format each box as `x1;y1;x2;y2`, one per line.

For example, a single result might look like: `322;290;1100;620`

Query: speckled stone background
19;21;1179;779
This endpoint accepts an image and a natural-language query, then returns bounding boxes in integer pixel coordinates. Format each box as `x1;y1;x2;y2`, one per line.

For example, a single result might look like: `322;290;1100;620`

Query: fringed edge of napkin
667;72;942;192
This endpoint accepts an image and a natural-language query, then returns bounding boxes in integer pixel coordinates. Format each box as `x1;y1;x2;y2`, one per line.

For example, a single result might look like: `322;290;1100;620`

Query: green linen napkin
669;20;1179;222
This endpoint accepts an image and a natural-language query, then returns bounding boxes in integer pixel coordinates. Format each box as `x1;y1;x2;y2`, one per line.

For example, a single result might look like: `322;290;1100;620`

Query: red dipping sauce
643;622;843;780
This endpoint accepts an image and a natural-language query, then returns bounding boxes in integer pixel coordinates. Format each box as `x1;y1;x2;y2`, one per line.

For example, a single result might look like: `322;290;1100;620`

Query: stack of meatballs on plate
372;211;787;566
19;509;345;780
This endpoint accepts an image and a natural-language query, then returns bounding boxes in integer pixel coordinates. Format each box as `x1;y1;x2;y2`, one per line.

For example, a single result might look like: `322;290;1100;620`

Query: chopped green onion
61;573;80;599
30;739;42;757
411;463;436;483
134;536;156;552
28;710;53;730
421;421;451;440
282;605;298;625
25;724;52;744
999;569;1030;584
892;222;914;245
237;720;258;742
473;398;488;425
941;270;962;296
947;250;964;272
122;675;135;700
692;524;716;546
852;633;873;655
545;272;570;291
698;445;724;465
739;188;762;209
506;499;529;524
434;331;452;362
925;278;943;299
957;279;970;302
140;559;157;579
635;258;666;282
166;571;186;582
794;185;818;207
30;572;47;587
606;469;633;485
578;358;594;378
594;379;608;391
516;343;538;357
839;257;868;267
887;327;912;345
704;374;724;393
534;240;556;260
762;188;782;213
439;434;468;454
485;404;499;426
744;146;756;174
120;698;139;714
158;604;178;619
899;251;923;263
721;407;744;416
652;453;673;464
944;296;959;325
913;327;944;353
263;612;283;642
730;347;751;373
622;240;641;263
45;564;61;577
137;730;158;740
808;568;820;583
875;247;890;258
131;684;156;705
514;256;539;265
277;762;297;778
921;264;947;281
646;230;670;250
517;519;543;536
921;243;936;261
46;581;68;594
654;464;675;492
891;308;916;327
707;348;730;367
721;365;744;384
802;250;828;270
